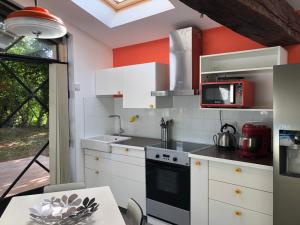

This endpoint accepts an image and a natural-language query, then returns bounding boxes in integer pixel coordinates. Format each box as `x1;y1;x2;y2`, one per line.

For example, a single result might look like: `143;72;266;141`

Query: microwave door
230;84;235;104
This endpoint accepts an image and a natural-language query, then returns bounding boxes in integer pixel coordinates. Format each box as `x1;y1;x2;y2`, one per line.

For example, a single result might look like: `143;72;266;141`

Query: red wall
113;38;169;67
113;26;300;67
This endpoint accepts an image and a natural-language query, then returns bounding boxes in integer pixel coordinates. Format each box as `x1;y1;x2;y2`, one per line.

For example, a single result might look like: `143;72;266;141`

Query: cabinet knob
195;161;201;166
235;167;242;173
95;170;100;175
149;104;154;108
95;156;100;161
234;211;242;216
235;188;241;195
125;148;129;152
117;91;121;95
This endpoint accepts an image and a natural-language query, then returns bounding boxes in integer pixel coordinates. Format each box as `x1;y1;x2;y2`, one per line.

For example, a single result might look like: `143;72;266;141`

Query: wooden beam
179;0;300;46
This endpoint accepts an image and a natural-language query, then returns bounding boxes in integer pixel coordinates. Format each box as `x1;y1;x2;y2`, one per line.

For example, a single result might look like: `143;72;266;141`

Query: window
102;0;147;11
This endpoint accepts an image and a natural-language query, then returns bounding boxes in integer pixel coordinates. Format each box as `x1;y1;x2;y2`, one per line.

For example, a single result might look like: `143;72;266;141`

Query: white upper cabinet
96;67;123;96
96;62;172;108
123;62;171;109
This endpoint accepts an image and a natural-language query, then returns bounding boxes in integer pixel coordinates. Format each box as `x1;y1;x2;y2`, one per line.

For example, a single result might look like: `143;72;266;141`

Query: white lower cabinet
209;200;272;225
190;157;273;225
190;158;209;225
84;168;112;188
111;175;146;212
84;147;146;214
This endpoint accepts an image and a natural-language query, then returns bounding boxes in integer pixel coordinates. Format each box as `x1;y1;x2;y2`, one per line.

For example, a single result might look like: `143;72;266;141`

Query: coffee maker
239;123;271;158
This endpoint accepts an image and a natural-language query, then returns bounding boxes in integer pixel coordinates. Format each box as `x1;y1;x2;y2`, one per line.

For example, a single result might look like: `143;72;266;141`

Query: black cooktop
149;141;209;153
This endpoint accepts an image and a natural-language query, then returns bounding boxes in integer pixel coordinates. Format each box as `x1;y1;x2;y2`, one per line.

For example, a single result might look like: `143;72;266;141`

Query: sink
81;135;130;152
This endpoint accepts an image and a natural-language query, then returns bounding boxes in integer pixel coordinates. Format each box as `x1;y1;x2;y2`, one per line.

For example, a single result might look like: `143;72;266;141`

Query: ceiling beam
179;0;300;46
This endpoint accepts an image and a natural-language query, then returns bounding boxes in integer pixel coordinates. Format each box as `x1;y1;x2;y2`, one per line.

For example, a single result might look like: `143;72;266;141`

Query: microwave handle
230;84;235;104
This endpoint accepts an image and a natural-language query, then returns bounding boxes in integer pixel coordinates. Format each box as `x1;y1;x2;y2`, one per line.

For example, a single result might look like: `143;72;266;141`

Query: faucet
109;114;125;136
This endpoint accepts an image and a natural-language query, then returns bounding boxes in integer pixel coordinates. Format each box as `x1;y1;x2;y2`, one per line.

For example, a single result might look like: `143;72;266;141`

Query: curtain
49;63;70;184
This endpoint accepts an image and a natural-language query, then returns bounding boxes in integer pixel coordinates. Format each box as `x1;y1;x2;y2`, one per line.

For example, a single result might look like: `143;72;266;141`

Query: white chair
123;198;144;225
43;182;86;193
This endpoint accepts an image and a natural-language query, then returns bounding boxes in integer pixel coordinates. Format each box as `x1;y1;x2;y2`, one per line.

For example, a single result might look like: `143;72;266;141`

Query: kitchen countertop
189;146;273;171
110;136;161;150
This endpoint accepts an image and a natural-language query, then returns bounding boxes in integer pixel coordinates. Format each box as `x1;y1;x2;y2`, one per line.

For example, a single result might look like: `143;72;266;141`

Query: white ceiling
13;0;300;49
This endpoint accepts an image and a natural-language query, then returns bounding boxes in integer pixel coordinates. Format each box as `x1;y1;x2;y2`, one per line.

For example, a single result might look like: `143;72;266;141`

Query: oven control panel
146;147;190;166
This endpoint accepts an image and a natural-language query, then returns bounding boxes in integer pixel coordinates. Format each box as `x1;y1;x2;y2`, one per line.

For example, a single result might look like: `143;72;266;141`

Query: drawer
84;167;111;188
209;180;273;215
209;161;273;192
85;149;111;159
209;200;273;225
111;146;145;159
85;154;111;172
111;175;146;213
111;153;145;167
112;160;145;182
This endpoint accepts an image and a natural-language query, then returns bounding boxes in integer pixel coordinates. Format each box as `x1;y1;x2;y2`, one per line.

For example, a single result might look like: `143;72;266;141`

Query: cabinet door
96;68;123;96
123;63;156;108
190;158;209;225
84;167;111;188
111;175;146;213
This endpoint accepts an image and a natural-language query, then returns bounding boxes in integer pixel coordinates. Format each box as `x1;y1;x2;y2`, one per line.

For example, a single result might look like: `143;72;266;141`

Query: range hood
152;27;201;96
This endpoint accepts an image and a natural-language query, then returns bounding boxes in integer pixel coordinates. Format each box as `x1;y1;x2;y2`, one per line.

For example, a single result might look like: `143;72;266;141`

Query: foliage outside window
6;37;58;60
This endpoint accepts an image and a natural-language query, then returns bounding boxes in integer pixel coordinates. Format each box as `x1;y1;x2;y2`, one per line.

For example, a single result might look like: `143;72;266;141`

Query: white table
0;186;126;225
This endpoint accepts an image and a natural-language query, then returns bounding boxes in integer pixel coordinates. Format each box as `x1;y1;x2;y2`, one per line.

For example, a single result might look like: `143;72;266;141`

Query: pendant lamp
4;0;67;39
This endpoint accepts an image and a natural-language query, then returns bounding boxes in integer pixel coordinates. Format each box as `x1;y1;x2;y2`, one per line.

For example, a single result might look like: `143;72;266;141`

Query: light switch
74;83;80;91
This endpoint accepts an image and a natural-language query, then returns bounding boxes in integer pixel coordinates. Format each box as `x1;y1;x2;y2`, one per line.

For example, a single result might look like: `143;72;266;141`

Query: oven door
202;83;235;105
146;159;190;211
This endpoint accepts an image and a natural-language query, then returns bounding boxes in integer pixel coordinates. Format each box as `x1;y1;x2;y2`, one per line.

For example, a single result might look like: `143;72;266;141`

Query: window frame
102;0;148;11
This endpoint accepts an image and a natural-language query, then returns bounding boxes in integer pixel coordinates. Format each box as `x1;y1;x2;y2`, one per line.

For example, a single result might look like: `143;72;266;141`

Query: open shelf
200;46;287;74
200;107;273;112
200;46;288;112
201;67;273;75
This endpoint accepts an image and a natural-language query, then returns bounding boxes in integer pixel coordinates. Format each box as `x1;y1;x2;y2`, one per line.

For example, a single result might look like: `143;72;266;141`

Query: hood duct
152;27;201;96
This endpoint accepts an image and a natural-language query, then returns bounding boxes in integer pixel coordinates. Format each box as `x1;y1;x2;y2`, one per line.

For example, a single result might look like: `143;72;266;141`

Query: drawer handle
235;167;242;173
117;91;121;95
95;170;100;175
234;211;242;216
149;104;154;108
235;189;241;195
195;161;201;166
95;156;100;161
125;148;129;152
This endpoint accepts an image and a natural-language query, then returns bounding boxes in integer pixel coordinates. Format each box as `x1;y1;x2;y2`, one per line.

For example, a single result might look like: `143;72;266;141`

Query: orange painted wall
113;26;300;66
113;38;169;67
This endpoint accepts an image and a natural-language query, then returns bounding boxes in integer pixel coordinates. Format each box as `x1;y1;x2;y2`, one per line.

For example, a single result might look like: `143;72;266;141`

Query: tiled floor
0;155;49;197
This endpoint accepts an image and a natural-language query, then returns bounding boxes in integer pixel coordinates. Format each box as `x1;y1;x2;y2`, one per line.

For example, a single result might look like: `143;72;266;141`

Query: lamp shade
4;7;67;39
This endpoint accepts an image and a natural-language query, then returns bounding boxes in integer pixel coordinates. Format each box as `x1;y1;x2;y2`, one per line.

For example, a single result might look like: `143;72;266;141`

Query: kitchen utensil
160;118;173;142
213;123;237;150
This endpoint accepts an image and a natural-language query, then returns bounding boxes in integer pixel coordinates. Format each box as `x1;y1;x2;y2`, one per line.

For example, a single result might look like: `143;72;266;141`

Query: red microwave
201;80;254;108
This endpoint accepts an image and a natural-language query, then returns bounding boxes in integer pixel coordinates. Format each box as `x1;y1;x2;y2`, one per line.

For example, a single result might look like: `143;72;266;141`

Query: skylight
103;0;148;11
72;0;174;28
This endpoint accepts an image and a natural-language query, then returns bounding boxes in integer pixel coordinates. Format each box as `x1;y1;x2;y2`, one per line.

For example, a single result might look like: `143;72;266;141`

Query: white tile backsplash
83;96;115;138
84;96;273;145
113;97;273;145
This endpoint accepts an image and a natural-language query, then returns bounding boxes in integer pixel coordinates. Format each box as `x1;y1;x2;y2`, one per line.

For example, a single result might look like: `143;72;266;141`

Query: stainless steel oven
146;141;209;225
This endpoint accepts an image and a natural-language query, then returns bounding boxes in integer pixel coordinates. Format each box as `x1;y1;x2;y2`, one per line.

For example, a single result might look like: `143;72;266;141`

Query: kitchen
0;1;300;225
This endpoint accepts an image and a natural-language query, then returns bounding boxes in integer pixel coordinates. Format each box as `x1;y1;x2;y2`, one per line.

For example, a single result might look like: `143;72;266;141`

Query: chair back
126;198;144;225
44;182;86;193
